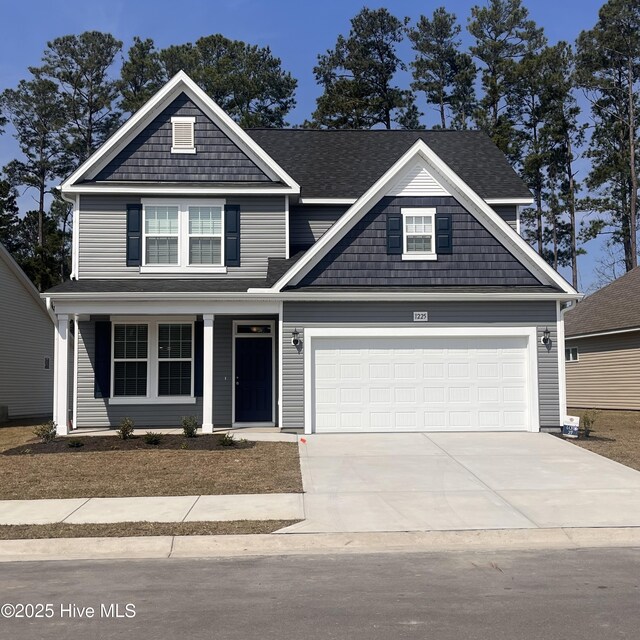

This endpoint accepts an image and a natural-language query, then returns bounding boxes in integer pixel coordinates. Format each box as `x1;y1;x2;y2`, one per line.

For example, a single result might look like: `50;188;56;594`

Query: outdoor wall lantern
541;327;551;346
291;328;301;347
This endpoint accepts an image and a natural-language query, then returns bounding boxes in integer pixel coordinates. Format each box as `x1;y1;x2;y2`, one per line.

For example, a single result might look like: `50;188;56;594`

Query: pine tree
119;37;164;114
0;179;20;253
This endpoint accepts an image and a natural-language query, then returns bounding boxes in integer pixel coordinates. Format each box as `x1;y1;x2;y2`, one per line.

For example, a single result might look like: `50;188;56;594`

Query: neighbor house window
401;208;436;259
158;324;193;396
171;116;195;153
142;200;225;271
113;324;148;396
565;347;579;362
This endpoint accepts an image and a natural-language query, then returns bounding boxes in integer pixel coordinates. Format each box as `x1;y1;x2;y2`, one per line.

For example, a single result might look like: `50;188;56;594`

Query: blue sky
0;0;610;291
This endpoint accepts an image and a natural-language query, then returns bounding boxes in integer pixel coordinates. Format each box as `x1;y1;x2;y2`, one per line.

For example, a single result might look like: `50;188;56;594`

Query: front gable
93;93;271;183
296;196;542;287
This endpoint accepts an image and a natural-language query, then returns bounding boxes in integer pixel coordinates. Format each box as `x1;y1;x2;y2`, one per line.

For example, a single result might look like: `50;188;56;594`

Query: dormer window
171;116;196;154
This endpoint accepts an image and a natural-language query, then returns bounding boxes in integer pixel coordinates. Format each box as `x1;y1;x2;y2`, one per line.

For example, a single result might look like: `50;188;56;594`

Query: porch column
202;314;214;433
53;314;70;435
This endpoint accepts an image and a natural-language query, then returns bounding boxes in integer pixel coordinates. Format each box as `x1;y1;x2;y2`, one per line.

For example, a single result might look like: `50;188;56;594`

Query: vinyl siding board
94;93;270;183
281;301;559;430
0;256;53;418
78;195;286;279
298;197;540;287
289;205;347;248
566;332;640;410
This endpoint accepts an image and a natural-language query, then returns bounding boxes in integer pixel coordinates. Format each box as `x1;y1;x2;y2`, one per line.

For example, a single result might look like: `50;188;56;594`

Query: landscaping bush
143;432;163;446
219;432;236;447
116;417;135;440
581;410;598;438
33;421;57;443
181;416;199;438
67;439;84;449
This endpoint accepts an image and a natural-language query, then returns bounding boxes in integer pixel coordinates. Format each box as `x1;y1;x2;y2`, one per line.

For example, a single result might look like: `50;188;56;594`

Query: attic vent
171;116;196;153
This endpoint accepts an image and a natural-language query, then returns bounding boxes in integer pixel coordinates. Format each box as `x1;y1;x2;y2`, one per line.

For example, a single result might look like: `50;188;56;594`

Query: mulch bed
3;434;253;456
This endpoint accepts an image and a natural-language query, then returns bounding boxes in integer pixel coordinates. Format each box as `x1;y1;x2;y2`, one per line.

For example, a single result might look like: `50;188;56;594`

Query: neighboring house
0;243;54;420
565;268;640;410
44;71;580;435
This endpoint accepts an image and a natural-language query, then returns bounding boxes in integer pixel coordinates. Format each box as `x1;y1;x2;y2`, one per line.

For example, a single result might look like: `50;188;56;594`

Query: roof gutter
565;325;640;341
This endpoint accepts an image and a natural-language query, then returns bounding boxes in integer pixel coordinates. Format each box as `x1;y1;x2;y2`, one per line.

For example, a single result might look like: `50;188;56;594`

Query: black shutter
193;320;204;397
225;204;240;267
387;213;402;254
94;321;112;399
126;204;142;266
435;213;453;254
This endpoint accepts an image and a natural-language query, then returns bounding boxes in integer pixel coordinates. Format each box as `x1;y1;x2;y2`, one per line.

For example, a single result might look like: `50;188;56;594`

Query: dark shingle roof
45;279;265;294
565;267;640;337
246;129;532;200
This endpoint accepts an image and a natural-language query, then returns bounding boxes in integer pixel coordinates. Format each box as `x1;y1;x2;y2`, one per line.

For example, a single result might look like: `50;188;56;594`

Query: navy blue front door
235;338;273;422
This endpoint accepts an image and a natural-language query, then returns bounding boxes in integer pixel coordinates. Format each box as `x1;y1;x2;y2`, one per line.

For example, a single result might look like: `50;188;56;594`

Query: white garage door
311;335;532;433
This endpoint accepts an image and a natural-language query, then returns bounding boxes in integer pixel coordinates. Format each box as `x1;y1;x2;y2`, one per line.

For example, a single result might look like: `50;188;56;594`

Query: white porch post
54;314;70;435
202;314;214;433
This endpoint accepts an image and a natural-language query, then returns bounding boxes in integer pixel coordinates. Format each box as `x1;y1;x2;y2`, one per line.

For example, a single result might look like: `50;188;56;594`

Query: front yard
566;409;640;472
0;424;302;500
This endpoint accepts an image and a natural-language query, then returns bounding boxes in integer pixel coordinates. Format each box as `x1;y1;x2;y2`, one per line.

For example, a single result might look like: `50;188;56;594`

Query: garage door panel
312;335;532;433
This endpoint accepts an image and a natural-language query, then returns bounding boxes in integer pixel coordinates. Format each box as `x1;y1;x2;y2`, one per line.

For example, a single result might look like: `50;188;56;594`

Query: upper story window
565;347;579;362
141;199;225;273
171;116;196;154
401;208;437;261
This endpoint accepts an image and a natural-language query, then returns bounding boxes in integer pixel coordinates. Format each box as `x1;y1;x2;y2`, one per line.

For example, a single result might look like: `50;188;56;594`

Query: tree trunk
565;132;579;289
628;60;638;270
440;93;446;129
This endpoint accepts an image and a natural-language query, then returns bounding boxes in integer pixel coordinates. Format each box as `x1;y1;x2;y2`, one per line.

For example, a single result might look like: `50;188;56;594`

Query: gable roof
257;140;578;296
60;71;300;195
0;243;49;314
565;267;640;338
247;129;533;201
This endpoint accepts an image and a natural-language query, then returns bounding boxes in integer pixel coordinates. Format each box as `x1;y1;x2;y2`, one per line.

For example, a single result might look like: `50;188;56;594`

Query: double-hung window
401;208;436;260
142;200;225;272
110;318;195;403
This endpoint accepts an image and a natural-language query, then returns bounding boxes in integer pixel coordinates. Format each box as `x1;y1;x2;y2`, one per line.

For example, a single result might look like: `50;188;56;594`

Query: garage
305;329;538;433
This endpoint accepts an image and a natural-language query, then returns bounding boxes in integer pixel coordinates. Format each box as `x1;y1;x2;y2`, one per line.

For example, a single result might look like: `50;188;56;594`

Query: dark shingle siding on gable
94;93;270;182
247;129;532;200
297;196;542;288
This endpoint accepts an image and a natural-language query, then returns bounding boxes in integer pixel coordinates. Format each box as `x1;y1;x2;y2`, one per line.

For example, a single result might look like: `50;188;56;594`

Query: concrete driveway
280;433;640;533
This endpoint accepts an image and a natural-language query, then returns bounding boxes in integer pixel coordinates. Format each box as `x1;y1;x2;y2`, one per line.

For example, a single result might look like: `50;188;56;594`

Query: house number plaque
413;312;429;322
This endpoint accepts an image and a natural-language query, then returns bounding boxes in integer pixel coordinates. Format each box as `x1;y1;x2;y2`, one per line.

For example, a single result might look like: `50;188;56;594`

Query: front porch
52;306;286;435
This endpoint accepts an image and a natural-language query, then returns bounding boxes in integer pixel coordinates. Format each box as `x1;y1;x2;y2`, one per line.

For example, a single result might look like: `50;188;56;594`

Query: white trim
278;301;284;430
71;195;79;279
485;198;534;205
231;320;276;425
565;326;640;341
170;116;196;155
298;198;357;205
60;71;300;194
109;396;197;405
53;315;70;435
401;207;437;260
302;326;540;435
140;266;228;274
63;185;298;196
285;195;290;260
202;314;215;433
267;140;578;296
72;315;79;431
557;302;567;423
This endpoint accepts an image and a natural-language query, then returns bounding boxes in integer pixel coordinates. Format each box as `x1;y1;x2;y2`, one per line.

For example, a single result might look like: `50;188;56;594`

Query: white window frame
565;346;579;362
109;316;197;405
401;208;437;261
112;323;149;399
141;199;227;274
171;116;196;154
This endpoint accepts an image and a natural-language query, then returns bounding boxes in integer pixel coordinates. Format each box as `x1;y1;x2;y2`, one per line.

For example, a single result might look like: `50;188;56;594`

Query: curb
1;527;640;562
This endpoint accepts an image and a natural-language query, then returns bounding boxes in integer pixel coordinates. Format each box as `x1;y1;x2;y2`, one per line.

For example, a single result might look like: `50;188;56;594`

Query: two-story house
45;72;580;436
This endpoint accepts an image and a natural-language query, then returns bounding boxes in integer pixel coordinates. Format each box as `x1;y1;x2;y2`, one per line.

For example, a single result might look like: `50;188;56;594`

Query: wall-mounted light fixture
291;328;301;347
541;327;551;346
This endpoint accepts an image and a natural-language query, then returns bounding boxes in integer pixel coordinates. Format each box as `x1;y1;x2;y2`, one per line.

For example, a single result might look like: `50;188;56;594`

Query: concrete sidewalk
0;494;304;525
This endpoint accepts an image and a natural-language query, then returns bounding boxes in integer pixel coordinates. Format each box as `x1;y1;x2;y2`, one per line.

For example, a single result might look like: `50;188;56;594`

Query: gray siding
94;93;270;182
299;196;540;287
491;205;518;232
289;205;347;248
281;301;559;431
78;195;286;279
0;255;53;418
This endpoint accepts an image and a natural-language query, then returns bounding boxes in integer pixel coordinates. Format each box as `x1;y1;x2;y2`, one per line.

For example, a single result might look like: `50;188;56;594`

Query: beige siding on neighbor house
566;332;640;410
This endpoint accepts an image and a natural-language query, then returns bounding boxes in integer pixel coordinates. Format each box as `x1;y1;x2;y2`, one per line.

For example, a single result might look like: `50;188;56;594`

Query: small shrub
180;442;189;450
144;431;163;446
219;432;236;447
181;416;199;438
117;417;135;440
581;410;598;438
67;439;84;449
33;421;57;443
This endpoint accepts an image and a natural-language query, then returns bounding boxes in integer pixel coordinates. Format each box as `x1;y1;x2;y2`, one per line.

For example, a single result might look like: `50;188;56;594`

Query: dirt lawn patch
0;425;302;500
565;409;640;472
